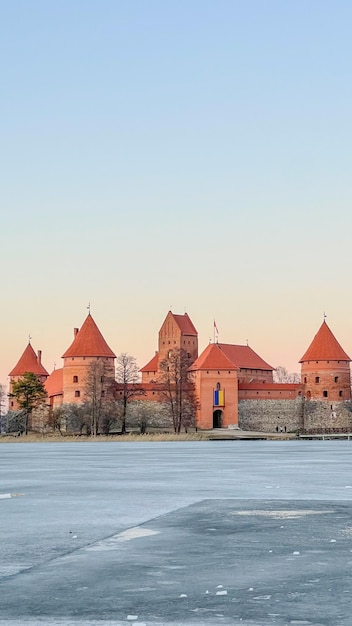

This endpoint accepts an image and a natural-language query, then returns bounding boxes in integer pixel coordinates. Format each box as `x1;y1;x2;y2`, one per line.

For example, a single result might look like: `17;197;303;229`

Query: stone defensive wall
302;399;352;432
239;397;304;432
239;397;352;433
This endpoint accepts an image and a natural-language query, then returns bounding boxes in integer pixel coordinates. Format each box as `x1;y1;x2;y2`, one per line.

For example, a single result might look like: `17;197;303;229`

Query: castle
8;310;352;432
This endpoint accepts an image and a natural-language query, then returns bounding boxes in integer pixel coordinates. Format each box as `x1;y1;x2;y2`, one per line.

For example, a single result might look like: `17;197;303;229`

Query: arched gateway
213;410;223;428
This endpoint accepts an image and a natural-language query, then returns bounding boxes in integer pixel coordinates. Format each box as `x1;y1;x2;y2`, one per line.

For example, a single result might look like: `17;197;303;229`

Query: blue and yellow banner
214;389;224;406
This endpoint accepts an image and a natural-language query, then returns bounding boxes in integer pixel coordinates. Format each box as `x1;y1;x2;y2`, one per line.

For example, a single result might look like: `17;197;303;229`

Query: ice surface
1;439;352;625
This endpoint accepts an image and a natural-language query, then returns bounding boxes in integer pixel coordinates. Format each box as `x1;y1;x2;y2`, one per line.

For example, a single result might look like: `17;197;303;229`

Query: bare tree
127;401;173;434
0;383;6;433
4;410;26;434
48;405;69;435
65;403;91;435
115;353;145;434
274;365;301;384
158;349;198;434
84;361;115;436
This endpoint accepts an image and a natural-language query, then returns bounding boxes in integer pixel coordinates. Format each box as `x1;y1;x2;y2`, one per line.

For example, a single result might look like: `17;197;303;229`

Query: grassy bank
0;431;208;443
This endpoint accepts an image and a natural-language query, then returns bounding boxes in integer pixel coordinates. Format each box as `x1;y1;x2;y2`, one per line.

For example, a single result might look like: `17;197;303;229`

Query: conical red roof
62;314;116;358
9;343;49;377
299;321;351;363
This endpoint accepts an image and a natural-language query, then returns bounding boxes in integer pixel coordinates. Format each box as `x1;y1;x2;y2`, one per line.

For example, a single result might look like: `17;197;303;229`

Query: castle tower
189;343;239;429
140;311;198;383
61;313;116;404
158;311;198;364
300;320;351;402
8;342;49;410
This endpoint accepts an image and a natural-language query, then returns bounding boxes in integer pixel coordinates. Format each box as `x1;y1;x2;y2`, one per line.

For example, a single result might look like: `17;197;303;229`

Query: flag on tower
214;320;219;334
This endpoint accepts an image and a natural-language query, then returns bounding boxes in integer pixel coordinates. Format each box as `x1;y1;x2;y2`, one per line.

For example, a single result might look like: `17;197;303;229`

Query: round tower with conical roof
61;313;116;404
300;320;351;402
8;342;49;411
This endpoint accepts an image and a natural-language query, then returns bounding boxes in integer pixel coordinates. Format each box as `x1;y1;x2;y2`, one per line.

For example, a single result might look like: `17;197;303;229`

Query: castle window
75;390;80;398
323;390;328;398
187;352;191;358
73;376;78;383
216;382;221;390
71;358;74;361
11;401;14;407
339;390;343;397
101;390;105;397
335;376;339;383
304;377;307;383
315;377;320;383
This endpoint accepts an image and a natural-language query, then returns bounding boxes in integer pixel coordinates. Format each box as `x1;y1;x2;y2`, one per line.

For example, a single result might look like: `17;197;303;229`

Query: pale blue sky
1;0;352;385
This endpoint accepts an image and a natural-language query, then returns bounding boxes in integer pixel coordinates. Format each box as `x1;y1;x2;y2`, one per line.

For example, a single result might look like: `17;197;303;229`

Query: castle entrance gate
213;410;223;428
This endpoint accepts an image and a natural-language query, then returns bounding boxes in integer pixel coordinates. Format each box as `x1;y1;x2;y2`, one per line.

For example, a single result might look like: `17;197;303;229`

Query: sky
1;0;352;387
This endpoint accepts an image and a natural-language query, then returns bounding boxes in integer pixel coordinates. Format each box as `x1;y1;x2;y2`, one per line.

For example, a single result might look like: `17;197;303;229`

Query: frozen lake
1;440;352;625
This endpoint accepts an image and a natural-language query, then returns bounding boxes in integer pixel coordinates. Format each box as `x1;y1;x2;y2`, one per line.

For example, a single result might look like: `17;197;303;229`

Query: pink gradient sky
2;1;352;390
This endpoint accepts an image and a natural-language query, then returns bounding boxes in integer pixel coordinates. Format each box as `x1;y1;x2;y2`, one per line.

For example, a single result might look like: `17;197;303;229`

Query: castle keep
8;311;352;433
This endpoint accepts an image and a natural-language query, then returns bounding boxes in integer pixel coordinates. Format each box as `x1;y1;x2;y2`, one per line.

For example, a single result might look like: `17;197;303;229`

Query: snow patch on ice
233;509;334;519
86;527;159;551
216;590;227;595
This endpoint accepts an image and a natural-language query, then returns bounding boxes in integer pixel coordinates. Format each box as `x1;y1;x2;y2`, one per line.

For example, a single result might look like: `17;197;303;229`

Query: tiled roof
189;344;239;371
172;312;197;335
140;353;159;372
299;321;351;363
62;314;116;358
219;344;274;370
189;343;274;372
45;368;63;397
9;343;49;377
